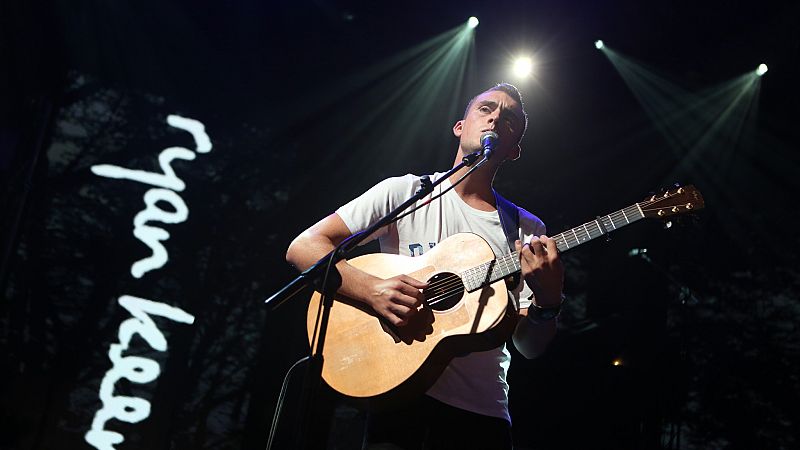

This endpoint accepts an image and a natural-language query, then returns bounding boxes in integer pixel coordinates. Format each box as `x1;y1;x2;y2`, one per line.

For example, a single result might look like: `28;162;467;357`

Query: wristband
526;293;565;324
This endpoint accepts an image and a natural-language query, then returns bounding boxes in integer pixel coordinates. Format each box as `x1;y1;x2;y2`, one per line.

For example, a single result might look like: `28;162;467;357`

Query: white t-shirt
336;172;546;422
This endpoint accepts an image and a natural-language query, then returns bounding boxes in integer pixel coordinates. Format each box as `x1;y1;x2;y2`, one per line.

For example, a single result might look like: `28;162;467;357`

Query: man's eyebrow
478;99;523;123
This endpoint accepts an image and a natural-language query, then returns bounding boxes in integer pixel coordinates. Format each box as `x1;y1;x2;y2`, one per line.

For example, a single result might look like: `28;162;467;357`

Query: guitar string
424;260;519;303
419;254;520;294
425;219;621;304
425;260;518;305
422;210;627;297
416;196;694;305
423;274;489;304
554;206;645;246
426;214;634;297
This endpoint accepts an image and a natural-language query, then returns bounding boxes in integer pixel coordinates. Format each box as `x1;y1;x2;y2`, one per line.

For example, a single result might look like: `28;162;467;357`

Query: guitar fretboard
460;203;644;292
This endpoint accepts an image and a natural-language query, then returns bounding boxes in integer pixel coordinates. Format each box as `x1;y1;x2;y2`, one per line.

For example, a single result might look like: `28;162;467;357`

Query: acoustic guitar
306;185;704;408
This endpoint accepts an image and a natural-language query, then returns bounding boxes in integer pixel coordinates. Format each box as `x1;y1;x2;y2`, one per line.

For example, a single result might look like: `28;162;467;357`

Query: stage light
512;56;534;78
595;40;604;50
467;16;479;29
612;358;623;366
756;63;768;76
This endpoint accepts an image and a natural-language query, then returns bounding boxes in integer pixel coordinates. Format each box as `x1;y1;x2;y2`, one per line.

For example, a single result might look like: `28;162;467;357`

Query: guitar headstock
639;185;705;219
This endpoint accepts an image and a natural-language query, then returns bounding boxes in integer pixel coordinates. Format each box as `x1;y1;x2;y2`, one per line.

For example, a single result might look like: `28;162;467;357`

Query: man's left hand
515;236;564;307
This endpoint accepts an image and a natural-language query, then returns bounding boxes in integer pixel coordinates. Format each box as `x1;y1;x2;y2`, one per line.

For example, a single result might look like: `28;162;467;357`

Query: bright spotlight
467;16;479;29
756;63;768;76
595;40;604;50
512;57;534;78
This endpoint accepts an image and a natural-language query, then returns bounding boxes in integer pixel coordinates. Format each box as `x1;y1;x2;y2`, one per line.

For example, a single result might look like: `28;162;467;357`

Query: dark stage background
2;1;799;449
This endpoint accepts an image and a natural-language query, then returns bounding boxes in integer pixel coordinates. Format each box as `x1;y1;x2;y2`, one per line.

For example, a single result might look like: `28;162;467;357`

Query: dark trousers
364;395;513;450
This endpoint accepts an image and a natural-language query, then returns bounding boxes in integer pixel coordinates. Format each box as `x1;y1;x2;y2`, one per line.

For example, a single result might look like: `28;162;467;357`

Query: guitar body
306;232;515;408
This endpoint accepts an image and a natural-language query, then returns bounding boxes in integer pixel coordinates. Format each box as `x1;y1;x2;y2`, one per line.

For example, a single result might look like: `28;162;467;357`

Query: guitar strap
493;190;520;254
494;190;521;294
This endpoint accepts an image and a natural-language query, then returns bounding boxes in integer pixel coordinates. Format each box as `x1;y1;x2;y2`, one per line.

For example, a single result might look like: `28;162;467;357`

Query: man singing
287;83;564;449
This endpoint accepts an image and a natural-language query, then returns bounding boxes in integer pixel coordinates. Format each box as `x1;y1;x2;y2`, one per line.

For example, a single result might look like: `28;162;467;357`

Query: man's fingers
542;235;559;256
398;274;428;290
529;236;545;257
375;297;415;327
391;277;424;301
388;302;416;321
392;290;423;308
397;286;425;305
384;309;407;327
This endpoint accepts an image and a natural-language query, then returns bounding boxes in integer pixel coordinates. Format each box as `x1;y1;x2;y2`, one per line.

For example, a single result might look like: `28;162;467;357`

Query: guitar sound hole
423;272;464;312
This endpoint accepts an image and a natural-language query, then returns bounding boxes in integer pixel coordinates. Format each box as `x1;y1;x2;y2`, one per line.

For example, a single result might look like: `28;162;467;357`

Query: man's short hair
464;83;529;142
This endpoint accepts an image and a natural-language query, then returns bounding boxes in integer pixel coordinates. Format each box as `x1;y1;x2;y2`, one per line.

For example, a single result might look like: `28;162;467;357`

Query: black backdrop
2;1;799;449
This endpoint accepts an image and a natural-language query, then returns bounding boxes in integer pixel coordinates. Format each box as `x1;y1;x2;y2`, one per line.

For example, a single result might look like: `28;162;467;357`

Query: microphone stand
264;150;488;449
629;249;700;449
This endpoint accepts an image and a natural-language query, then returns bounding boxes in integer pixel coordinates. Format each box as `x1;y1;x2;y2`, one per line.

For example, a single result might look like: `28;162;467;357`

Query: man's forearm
286;233;377;303
512;314;556;359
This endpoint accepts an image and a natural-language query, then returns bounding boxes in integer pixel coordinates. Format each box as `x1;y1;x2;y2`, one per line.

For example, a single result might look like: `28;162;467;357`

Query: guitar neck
551;202;644;252
461;202;645;292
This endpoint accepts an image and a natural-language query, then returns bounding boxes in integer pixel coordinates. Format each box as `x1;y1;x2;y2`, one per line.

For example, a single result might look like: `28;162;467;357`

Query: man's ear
452;120;463;137
509;144;522;161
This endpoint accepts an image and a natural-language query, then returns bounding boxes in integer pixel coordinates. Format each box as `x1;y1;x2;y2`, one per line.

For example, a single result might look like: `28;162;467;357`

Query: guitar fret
594;219;605;237
635;202;645;218
621;208;630;224
591;221;602;239
627;204;644;220
553;235;566;252
582;223;590;241
607;214;617;230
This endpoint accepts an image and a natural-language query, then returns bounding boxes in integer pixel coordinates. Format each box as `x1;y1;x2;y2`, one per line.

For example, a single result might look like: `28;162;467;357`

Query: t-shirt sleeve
335;174;416;242
516;207;548;309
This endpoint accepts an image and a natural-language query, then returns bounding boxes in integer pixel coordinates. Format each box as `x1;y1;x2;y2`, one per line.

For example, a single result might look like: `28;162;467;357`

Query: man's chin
462;145;483;155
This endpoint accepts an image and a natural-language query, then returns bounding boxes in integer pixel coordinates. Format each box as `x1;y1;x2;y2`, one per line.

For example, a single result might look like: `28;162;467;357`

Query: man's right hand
286;213;429;327
364;275;428;327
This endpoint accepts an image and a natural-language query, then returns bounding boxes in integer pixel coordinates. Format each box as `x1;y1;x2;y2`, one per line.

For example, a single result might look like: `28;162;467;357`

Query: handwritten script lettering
91;115;210;278
85;296;194;449
85;115;211;449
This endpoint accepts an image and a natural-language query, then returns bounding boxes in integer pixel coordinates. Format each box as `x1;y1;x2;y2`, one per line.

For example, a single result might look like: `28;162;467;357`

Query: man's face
453;89;525;161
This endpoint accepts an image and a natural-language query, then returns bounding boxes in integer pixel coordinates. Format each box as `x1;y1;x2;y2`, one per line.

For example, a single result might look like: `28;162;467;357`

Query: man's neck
448;152;498;212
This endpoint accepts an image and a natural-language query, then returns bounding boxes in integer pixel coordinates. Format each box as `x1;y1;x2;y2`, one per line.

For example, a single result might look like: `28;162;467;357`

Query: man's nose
487;109;501;124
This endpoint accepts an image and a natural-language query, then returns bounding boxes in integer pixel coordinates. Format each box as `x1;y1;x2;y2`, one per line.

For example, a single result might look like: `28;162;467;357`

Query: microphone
480;131;499;159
